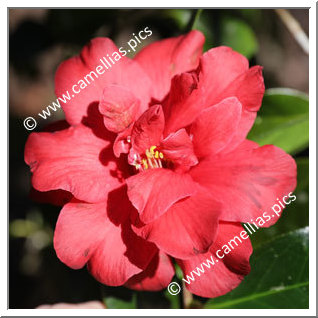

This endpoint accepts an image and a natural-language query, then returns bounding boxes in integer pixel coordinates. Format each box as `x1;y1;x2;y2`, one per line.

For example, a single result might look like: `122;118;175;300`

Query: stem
182;281;193;308
275;9;309;55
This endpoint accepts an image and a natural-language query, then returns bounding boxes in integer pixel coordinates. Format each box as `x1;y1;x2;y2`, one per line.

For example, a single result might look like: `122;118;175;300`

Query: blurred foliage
248;88;309;154
9;8;309;309
104;294;137;309
164;289;181;309
220;17;258;58
163;9;259;56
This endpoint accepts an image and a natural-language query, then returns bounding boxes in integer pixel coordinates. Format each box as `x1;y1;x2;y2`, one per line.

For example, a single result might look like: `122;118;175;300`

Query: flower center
132;145;166;171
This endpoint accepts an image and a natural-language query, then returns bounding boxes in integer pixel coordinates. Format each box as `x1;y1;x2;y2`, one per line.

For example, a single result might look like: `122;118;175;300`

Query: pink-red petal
190;97;242;158
126;252;175;291
54;201;156;286
135;30;204;101
190;143;297;226
163;72;202;135
163;47;262;136
113;125;133;158
177;222;252;298
222;110;257;153
99;85;141;133
133;190;221;259
160;128;198;171
126;169;197;224
130;105;165;155
25;124;127;203
197;46;249;108
55;37;152;125
213;66;265;112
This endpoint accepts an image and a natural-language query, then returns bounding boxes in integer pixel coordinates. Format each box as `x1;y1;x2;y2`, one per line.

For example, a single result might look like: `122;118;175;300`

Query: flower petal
25;124;128;203
130;105;165;155
197;46;249;107
222;110;257;153
133;190;221;259
160;128;198;171
135;30;204;101
99;85;141;133
113;125;133;158
163;47;261;136
177;222;252;298
55;37;152;125
163;72;202;135
126;252;175;291
54;201;156;286
190;143;297;226
190;97;242;158
213;66;265;112
126;169;197;224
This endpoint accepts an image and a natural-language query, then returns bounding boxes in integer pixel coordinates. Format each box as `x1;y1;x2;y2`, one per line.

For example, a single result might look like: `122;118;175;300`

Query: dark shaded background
9;8;309;309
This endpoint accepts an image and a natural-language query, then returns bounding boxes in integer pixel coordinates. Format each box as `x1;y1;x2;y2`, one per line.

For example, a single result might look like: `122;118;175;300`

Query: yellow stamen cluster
134;146;164;171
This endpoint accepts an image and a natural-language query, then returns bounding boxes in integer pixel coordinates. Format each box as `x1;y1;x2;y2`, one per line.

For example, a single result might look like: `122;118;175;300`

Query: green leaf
204;227;309;309
248;88;309;155
104;294;137;309
221;17;258;58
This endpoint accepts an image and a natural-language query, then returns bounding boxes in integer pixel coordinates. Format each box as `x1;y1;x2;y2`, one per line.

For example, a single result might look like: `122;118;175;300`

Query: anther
132;145;166;172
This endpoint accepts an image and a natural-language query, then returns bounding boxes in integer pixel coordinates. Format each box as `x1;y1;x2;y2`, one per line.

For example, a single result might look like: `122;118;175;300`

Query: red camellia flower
24;30;297;298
